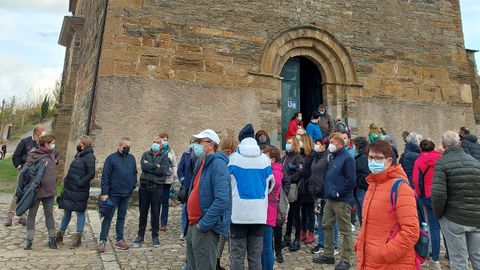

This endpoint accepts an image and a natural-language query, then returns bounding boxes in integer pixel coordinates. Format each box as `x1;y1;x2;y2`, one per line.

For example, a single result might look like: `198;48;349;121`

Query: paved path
0;196;457;270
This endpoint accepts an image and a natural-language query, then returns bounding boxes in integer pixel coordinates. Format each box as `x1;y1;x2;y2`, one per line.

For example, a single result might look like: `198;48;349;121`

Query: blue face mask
192;143;204;157
368;159;386;174
285;143;293;152
151;143;161;152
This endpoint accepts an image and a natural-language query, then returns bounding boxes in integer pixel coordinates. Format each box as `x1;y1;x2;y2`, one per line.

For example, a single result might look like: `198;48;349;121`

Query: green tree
40;95;49;121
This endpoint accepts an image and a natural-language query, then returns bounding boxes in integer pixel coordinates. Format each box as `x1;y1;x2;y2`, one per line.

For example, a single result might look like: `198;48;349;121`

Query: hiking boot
288;239;300;252
24;239;32;250
313;255;335;264
152;237;160;248
72;233;82;248
311;244;324;254
98;240;107;253
132;236;144;248
48;237;57;249
4;213;13;227
275;253;284;263
335;260;351;270
282;235;291;248
18;217;27;226
304;231;315;244
56;231;64;242
300;230;307;242
114;240;129;250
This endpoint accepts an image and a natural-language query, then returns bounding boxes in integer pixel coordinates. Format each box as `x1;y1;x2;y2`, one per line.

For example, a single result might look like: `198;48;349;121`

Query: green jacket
431;146;480;226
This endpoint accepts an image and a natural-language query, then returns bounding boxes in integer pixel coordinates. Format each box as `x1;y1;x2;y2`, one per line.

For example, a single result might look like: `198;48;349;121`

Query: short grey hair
442;131;460;148
380;134;396;147
406;132;422;146
118;136;131;145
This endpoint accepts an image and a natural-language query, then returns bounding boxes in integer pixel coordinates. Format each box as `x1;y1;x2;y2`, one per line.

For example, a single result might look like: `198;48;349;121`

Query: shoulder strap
390;179;405;208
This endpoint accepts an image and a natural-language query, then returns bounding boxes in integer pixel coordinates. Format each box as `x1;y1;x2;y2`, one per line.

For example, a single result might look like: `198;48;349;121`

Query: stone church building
53;0;479;175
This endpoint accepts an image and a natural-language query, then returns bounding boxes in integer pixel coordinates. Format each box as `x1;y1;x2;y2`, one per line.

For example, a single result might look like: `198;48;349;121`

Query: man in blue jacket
313;133;356;270
185;129;232;270
98;136;137;253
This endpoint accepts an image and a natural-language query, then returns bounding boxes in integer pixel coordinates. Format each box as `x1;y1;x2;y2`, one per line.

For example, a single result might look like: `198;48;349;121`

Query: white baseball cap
192;129;220;144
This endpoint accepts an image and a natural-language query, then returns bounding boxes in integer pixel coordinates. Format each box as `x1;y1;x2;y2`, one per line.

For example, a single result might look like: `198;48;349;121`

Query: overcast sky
0;0;479;103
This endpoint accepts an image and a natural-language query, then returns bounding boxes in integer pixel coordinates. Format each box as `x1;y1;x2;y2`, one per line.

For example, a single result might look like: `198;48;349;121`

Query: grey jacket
432;146;480;226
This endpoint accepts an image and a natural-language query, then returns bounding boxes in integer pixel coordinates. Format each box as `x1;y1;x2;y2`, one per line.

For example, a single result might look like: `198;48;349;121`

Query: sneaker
179;233;185;241
48;237;57;249
351;224;355;232
311;244;324;254
132;236;144;248
275;253;284;263
313;255;335;264
114;240;130;250
288;239;300;252
282;235;292;248
152;237;160;248
335;260;351;270
98;240;107;253
334;249;339;256
24;239;32;250
431;260;442;270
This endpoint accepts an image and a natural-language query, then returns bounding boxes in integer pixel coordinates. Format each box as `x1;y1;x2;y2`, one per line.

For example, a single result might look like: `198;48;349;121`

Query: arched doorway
280;57;322;146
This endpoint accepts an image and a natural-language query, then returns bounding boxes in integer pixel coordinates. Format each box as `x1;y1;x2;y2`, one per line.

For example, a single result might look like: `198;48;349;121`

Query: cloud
1;0;68;14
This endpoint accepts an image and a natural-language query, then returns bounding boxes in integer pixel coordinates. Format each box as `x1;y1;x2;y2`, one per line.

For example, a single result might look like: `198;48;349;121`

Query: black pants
301;202;315;232
286;201;301;238
273;225;283;255
138;186;163;238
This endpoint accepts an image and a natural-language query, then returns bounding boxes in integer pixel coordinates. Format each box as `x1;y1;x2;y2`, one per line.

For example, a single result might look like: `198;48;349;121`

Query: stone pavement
0;197;457;269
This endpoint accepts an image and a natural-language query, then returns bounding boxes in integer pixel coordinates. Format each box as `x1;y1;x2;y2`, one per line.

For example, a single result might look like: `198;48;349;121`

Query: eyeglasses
368;155;386;162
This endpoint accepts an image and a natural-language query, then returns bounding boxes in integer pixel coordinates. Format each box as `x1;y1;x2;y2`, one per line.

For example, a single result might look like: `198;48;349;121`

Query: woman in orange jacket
355;140;419;270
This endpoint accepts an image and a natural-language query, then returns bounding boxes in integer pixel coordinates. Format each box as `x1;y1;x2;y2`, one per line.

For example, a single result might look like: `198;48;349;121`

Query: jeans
440;217;480;270
186;224;219;270
316;212;338;248
230;224;264;270
261;226;274;270
26;197;56;240
354;188;366;225
59;210;86;233
181;203;187;236
100;196;130;242
286;201;301;238
301;202;315;232
421;197;441;261
138;187;163;238
273;225;283;256
161;184;171;226
323;200;352;261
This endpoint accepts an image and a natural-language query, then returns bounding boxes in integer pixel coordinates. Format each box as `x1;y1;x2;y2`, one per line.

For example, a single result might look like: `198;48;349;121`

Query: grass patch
0;157;17;183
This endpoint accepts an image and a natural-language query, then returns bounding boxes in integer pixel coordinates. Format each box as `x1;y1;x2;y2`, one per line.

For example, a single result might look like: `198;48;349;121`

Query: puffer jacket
355;164;419;270
412;150;442;198
310;150;329;198
286;119;303;140
400;143;421;185
60;147;96;212
24;146;57;198
432;146;480;226
461;134;480;162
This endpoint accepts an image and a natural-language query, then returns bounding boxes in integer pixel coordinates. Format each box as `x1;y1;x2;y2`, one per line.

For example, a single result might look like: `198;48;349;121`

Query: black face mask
122;147;130;155
76;145;83;153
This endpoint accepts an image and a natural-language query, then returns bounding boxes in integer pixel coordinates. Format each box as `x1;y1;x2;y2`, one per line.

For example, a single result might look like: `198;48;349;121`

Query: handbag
287;183;298;203
177;185;189;204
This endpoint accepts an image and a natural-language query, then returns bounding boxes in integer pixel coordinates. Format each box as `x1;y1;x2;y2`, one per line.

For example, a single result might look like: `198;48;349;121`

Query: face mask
314;144;321;152
312;119;319;124
328;144;337;153
122;146;130;155
192;143;204;157
76;145;83;152
41;131;46;136
319;112;325;116
297;116;302;121
151;143;161;152
344;139;349;146
295;135;301;141
259;137;267;143
368;159;386;174
51;143;56;149
299;141;304;148
285;143;292;152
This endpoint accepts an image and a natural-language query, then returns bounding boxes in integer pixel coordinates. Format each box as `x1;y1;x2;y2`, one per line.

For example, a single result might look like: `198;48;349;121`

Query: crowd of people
4;103;480;270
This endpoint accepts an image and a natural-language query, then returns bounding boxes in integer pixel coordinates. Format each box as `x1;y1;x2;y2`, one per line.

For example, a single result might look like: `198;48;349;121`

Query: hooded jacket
255;131;272;150
355;165;419;270
229;138;274;224
266;162;283;227
186;151;232;237
461;134;480;162
60;147;96;212
400;143;421;184
25;146;57;198
306;121;322;142
286;119;303;140
412;150;442;198
323;147;356;206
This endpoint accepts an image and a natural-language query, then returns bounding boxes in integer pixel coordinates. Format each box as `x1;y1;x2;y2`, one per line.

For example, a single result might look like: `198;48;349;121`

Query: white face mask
328;144;337;153
41;131;46;136
314;144;321;152
51;143;56;149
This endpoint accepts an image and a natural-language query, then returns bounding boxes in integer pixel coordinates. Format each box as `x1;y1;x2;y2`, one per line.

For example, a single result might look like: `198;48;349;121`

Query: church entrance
280;56;323;147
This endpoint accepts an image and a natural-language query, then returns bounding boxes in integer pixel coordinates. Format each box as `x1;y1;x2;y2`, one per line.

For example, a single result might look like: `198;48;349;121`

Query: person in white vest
228;124;274;270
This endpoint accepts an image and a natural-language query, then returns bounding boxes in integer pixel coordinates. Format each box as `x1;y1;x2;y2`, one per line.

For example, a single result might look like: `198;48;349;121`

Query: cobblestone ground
0;197;459;269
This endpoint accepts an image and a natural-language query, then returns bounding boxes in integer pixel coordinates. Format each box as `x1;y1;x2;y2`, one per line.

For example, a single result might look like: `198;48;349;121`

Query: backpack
417;167;430;197
276;188;290;227
390;179;430;268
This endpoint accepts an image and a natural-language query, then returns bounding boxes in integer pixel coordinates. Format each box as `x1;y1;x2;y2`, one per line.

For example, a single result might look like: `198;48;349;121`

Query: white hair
406;132;422;146
442;131;460;149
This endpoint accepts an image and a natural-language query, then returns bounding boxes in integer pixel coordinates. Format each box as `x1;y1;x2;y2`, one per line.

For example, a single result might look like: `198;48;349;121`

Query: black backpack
417;166;431;197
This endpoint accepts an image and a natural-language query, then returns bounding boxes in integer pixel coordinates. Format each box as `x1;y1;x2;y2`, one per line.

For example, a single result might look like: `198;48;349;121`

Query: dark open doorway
280;57;323;147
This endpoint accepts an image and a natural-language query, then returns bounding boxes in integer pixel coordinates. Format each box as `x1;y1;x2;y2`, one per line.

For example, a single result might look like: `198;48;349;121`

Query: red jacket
355;165;419;270
286;119;303;140
412;150;442;198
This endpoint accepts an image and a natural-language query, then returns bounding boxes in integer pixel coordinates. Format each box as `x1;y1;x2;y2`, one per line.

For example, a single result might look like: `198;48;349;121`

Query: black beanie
238;124;255;142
